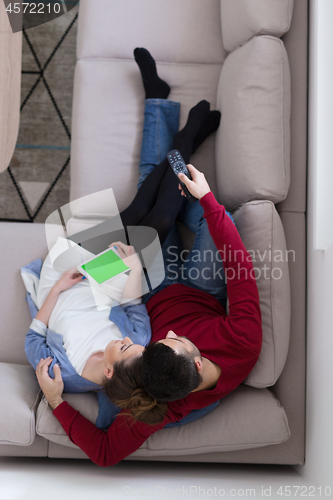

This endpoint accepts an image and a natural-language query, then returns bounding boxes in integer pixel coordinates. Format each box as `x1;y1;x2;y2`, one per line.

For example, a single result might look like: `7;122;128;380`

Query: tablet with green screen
77;247;130;284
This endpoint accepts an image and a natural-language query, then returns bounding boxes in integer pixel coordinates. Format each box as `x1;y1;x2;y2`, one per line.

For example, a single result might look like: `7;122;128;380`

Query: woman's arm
35;286;61;327
109;242;143;302
122;268;142;302
35;268;84;327
25;323;56;370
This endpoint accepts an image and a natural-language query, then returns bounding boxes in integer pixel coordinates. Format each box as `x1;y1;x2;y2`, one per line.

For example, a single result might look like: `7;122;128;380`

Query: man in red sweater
36;164;262;467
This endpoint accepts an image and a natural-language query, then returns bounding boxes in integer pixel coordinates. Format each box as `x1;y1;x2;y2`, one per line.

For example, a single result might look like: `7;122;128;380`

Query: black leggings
119;158;184;246
119;101;211;245
75;111;202;254
73;155;186;255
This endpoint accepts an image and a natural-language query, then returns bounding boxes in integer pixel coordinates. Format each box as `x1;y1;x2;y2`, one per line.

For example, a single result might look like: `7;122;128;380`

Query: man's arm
53;402;165;466
36;358;167;467
180;165;262;352
36;357;64;409
199;192;262;345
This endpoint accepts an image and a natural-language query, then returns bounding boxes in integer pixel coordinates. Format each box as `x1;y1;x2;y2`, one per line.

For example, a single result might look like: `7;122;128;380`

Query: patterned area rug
0;4;78;223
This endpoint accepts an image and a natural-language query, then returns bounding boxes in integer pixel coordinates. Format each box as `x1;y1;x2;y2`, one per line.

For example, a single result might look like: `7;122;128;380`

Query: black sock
134;48;170;99
173;100;210;163
191;110;221;154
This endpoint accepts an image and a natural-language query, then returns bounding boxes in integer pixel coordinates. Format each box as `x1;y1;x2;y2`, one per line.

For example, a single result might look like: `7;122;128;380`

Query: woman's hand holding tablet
110;242;143;302
108;241;142;273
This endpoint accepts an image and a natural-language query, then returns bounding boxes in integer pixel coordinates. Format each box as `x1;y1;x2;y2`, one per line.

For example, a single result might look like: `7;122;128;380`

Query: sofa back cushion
0;222;48;365
70;58;223;212
216;36;291;211
233;201;291;388
221;0;294;52
77;0;225;64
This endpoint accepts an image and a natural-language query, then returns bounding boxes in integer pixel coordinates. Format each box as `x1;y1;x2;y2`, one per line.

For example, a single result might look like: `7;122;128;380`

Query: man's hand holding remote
178;164;211;200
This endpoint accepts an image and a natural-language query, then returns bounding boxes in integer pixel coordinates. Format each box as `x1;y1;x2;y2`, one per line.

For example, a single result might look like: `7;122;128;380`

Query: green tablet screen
81;249;130;284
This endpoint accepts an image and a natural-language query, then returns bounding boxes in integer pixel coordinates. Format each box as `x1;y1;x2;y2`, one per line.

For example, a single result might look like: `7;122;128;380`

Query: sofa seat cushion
0;363;41;446
36;393;99;449
36;386;290;454
221;0;294;52
216;36;291;211
64;188;120;221
233;201;291;388
70;59;223;213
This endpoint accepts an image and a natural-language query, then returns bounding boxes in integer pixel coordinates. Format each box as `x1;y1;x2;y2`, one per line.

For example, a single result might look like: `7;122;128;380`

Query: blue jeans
138;98;230;427
137;99;181;190
138;99;233;309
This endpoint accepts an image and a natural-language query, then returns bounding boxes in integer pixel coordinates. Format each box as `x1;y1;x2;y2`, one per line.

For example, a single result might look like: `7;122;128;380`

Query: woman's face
103;337;144;378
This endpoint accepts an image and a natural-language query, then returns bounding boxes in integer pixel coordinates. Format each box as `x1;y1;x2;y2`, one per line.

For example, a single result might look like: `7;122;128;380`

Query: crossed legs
119;48;221;246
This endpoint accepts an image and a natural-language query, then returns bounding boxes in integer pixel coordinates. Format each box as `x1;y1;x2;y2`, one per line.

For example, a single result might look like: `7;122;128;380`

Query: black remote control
167;149;198;203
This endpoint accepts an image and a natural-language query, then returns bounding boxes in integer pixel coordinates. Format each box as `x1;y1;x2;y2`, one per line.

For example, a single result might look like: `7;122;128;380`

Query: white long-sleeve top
30;237;137;375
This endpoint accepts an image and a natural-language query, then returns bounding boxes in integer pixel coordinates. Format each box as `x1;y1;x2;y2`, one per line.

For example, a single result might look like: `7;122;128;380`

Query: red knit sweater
53;192;262;466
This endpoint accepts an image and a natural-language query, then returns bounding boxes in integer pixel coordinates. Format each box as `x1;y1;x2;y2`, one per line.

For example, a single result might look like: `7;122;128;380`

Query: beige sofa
0;0;307;465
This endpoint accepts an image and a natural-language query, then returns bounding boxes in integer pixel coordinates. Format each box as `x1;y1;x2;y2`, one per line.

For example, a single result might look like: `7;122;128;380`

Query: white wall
294;0;333;488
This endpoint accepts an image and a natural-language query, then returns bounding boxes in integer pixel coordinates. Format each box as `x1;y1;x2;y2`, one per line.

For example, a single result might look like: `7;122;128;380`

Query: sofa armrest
0;363;41;446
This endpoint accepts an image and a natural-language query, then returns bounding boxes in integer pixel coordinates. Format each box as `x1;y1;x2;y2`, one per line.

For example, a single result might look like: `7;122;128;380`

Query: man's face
157;331;202;361
103;337;144;378
103;331;202;379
